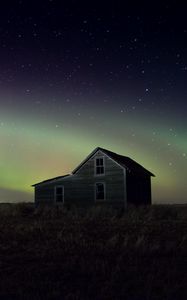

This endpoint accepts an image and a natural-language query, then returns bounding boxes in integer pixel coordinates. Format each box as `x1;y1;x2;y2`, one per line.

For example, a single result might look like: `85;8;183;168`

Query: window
95;157;104;175
55;186;64;203
95;183;105;201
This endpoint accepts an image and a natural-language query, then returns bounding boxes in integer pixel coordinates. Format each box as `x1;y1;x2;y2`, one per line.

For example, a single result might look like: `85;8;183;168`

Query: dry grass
0;203;186;299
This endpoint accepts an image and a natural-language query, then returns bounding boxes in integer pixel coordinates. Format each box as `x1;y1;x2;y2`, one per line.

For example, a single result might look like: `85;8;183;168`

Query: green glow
0;107;186;204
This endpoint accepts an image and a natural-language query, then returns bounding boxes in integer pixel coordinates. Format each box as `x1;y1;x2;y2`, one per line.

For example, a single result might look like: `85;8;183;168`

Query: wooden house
32;147;155;207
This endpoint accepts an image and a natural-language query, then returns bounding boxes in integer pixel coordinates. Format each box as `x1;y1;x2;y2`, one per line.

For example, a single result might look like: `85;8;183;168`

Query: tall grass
0;203;186;299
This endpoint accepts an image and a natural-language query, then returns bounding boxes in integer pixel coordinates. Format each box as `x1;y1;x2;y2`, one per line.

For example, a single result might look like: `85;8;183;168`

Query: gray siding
35;150;126;207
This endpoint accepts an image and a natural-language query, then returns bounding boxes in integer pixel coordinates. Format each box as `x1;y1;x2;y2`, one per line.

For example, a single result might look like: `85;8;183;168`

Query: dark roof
32;147;155;186
32;175;69;186
72;147;155;176
99;148;155;176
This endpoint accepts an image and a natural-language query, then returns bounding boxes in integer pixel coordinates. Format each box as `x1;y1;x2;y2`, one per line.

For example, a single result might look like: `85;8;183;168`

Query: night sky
0;1;186;204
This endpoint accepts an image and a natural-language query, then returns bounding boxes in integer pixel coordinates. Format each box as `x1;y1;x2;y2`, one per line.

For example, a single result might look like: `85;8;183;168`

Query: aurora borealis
0;2;187;203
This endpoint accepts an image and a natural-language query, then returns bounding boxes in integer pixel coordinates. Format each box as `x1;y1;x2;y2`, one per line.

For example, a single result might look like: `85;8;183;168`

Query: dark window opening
95;158;104;175
96;183;105;200
55;186;64;203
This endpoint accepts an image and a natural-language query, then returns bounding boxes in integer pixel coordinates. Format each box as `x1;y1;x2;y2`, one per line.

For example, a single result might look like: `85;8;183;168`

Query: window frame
95;182;106;201
94;156;105;176
54;185;64;203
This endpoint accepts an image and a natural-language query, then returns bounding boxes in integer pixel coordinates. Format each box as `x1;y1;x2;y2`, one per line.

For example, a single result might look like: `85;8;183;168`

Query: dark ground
0;203;186;300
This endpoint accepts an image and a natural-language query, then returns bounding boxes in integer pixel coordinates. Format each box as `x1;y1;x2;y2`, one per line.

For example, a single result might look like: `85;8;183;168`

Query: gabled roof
32;174;70;186
32;147;155;186
72;147;155;177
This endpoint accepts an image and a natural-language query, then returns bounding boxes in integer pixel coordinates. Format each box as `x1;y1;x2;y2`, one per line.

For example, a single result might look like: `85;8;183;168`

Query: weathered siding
35;185;55;205
35;150;126;207
72;150;125;205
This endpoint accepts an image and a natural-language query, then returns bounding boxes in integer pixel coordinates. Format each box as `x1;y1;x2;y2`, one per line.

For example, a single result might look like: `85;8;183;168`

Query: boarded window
55;186;64;203
95;183;105;200
95;157;104;175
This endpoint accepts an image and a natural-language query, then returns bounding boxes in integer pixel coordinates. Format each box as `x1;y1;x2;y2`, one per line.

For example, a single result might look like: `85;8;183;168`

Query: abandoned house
32;147;155;207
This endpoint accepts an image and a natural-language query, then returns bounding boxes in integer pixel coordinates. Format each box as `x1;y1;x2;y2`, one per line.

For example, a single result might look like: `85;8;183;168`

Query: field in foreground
0;203;186;300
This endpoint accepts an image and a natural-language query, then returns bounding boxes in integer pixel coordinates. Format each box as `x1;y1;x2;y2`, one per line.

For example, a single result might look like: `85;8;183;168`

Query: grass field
0;203;186;300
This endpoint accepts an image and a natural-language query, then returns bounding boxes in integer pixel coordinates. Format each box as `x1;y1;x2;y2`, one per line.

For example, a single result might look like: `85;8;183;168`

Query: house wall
35;184;54;205
35;150;126;207
126;173;152;205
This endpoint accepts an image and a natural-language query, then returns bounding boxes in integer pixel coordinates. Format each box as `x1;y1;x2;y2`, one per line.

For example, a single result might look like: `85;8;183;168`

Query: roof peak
98;147;128;156
73;147;155;177
33;147;155;186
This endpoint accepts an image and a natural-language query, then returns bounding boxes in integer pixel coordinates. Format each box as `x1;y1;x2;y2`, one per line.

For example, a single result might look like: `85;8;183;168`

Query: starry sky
0;1;187;204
